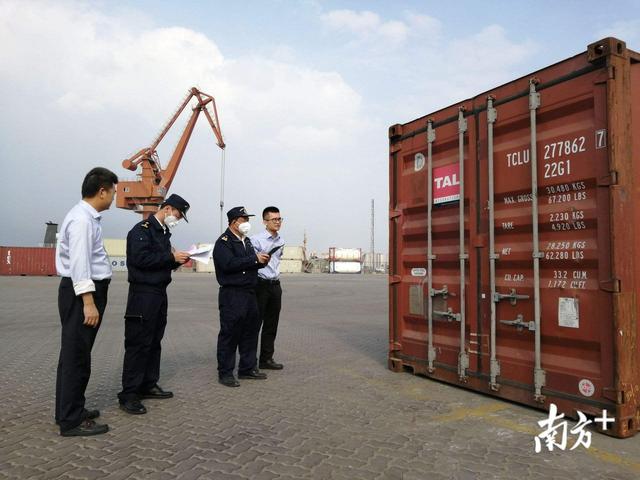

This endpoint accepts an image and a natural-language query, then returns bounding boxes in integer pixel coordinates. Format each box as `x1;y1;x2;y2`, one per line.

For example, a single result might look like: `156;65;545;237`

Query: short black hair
262;206;280;219
81;167;118;198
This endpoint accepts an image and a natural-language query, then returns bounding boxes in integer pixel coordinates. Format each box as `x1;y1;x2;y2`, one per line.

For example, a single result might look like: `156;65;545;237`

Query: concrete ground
1;273;639;480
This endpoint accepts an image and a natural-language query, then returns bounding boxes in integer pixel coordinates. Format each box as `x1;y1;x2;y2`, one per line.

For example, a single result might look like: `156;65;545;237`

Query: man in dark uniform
118;194;191;414
213;206;270;387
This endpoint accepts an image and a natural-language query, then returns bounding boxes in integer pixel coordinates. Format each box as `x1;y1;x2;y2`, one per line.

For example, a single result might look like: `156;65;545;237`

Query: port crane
116;87;225;222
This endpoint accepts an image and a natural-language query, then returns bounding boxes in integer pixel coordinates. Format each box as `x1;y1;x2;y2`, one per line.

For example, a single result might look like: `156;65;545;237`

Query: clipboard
268;244;284;255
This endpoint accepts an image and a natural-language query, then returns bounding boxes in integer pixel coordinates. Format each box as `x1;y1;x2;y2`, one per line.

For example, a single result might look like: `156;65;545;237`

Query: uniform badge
221;235;228;241
142;222;149;229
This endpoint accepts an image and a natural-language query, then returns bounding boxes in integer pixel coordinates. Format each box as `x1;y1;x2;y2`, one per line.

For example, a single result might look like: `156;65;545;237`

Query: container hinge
499;314;535;331
600;278;621;293
597;171;618;186
493;289;530;306
389;275;402;285
433;308;461;322
389;210;402;219
430;285;448;298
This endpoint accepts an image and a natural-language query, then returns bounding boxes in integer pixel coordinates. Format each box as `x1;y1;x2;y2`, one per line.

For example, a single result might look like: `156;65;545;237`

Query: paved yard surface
1;273;639;479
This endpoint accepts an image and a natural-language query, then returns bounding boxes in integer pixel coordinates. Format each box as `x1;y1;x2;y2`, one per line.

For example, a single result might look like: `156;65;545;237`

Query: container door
486;69;614;406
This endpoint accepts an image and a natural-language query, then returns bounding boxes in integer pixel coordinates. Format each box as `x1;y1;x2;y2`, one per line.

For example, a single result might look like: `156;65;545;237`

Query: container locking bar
487;96;500;390
430;285;448;298
499;314;535;331
457;107;469;382
433;308;461;322
426;119;437;372
529;78;546;402
493;289;530;306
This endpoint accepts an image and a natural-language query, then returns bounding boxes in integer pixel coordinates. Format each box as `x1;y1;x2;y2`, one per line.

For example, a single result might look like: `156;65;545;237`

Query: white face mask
238;222;251;235
165;214;179;229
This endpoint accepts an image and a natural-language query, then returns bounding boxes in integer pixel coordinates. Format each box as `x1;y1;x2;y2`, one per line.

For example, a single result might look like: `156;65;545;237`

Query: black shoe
85;408;100;420
56;408;100;426
259;359;284;370
61;419;109;437
238;368;267;380
119;399;147;415
218;376;240;387
141;385;173;399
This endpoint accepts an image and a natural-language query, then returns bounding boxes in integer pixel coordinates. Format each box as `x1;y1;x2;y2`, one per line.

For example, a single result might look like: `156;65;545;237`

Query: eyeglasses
267;217;283;222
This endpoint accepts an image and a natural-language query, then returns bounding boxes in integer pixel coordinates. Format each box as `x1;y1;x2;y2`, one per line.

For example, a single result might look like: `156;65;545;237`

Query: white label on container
411;268;426;277
414;153;425;171
558;297;579;328
578;379;595;397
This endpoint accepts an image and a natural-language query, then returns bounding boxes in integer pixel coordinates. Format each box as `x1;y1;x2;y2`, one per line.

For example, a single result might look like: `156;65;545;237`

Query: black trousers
255;280;282;363
55;277;109;432
217;287;260;378
119;286;168;402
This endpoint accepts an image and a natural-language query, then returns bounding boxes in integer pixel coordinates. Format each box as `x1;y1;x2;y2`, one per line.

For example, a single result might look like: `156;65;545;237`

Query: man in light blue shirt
55;167;118;436
251;206;285;370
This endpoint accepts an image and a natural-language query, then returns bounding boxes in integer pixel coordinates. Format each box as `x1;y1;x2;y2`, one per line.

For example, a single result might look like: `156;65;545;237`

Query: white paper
558;297;579;328
187;244;213;264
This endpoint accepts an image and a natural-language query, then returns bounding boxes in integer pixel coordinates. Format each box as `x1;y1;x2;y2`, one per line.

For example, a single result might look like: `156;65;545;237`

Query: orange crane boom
116;87;225;218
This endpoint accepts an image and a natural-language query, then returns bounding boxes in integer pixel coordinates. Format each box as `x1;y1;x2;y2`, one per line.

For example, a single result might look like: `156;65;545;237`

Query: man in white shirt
55;167;118;436
251;206;285;370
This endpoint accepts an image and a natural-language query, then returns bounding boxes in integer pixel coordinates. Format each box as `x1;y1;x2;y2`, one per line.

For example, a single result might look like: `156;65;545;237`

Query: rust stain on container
0;247;56;276
388;38;640;438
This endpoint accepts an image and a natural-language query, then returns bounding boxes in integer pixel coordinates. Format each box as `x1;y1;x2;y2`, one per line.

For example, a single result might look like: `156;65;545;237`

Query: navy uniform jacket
126;217;181;288
213;228;263;288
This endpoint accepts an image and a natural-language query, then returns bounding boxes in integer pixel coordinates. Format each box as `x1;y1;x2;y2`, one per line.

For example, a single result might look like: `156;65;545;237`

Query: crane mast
116;87;225;219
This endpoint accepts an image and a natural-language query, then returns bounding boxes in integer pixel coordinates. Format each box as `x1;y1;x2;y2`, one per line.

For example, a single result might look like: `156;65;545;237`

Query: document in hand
187;244;213;264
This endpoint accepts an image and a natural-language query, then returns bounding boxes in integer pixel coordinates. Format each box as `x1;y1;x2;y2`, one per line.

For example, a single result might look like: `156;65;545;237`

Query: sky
1;0;639;254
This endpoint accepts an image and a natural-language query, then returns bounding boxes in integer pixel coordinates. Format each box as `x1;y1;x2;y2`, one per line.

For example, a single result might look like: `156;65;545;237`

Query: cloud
0;0;376;252
596;19;640;47
320;9;440;47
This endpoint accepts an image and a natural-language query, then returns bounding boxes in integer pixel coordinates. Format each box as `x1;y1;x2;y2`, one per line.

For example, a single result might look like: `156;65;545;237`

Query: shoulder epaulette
221;235;228;241
141;221;149;229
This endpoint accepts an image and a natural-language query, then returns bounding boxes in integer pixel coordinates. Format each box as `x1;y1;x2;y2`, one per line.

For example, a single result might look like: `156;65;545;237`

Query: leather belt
258;277;280;285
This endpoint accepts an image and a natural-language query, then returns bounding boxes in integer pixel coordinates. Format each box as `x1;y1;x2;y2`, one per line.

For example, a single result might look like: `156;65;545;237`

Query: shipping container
0;247;56;276
363;252;388;271
280;259;303;273
282;246;305;261
330;261;362;274
388;38;640;438
329;247;362;262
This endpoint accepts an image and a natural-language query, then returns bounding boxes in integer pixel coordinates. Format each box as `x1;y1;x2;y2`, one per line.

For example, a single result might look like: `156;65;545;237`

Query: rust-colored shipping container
388;38;640;438
0;247;56;276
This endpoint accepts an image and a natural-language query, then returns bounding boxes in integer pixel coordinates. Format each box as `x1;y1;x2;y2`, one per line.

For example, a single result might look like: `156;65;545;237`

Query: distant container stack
362;252;388;273
279;246;304;273
328;248;362;274
0;247;56;276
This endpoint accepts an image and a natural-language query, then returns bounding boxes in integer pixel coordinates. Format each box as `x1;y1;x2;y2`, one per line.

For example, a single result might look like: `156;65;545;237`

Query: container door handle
499;314;535;331
493;288;530;305
430;285;448;298
433;308;461;322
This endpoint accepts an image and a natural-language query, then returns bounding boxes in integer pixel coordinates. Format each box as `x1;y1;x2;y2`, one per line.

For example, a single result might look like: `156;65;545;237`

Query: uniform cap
227;206;254;221
162;193;190;222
